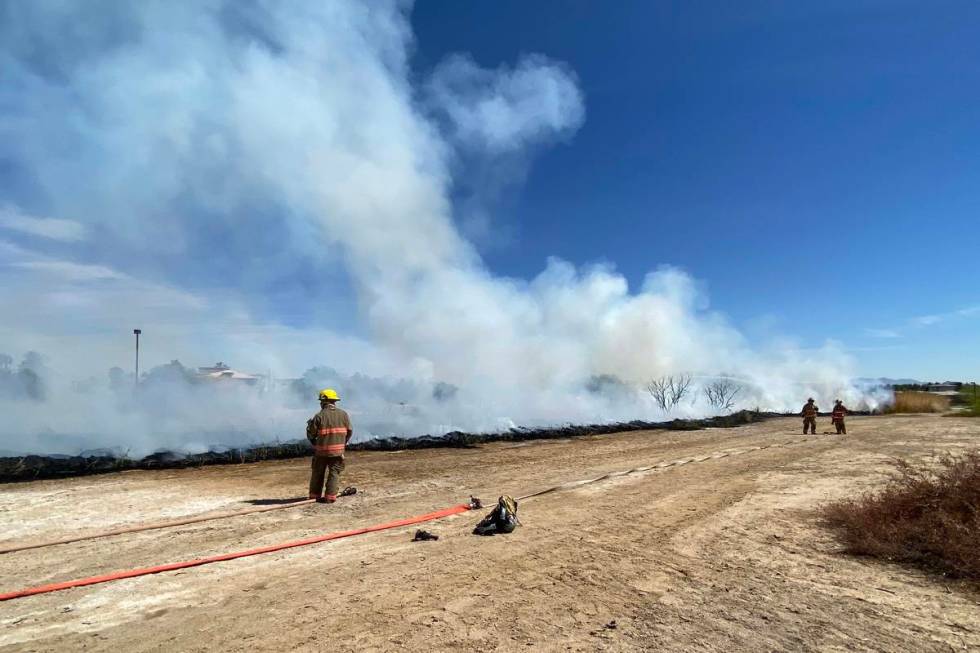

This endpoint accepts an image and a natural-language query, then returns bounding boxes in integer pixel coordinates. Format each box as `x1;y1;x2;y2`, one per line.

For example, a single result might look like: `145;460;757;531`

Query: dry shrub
884;391;950;413
822;451;980;578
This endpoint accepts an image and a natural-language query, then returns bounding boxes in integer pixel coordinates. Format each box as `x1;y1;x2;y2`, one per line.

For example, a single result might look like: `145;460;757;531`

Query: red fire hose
1;439;812;603
0;503;471;602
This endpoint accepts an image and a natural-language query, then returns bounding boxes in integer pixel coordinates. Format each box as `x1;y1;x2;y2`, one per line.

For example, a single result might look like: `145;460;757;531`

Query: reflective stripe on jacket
315;426;349;455
802;404;818;417
308;405;352;457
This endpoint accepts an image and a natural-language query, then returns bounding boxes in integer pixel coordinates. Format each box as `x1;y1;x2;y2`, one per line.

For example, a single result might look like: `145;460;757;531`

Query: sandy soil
1;415;978;652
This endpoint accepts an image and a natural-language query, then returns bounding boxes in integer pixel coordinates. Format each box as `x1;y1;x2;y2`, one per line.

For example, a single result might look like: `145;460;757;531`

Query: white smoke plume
0;1;886;457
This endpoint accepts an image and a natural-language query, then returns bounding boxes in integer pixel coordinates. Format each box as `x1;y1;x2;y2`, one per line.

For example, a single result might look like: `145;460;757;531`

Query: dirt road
1;415;978;652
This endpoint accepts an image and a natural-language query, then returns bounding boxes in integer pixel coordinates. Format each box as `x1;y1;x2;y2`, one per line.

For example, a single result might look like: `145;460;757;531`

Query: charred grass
0;410;775;482
822;451;980;580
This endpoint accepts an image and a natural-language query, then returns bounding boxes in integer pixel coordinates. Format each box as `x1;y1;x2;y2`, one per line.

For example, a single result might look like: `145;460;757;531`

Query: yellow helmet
318;388;340;402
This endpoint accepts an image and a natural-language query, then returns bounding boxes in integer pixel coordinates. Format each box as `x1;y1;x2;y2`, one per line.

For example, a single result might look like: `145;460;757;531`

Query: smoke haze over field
0;1;886;456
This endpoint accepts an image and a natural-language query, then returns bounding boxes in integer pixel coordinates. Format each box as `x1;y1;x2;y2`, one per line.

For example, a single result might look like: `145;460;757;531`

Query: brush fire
1;1;977;651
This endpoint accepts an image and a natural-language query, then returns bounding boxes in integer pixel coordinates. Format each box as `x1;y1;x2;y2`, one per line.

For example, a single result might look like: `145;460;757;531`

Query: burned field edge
0;410;812;483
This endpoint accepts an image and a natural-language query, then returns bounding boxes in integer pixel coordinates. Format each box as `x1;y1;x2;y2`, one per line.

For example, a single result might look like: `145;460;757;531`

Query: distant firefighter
306;388;353;503
831;399;848;434
801;398;818;434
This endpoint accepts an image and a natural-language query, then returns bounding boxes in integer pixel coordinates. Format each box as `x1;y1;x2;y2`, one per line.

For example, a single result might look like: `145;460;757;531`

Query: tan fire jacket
307;404;352;457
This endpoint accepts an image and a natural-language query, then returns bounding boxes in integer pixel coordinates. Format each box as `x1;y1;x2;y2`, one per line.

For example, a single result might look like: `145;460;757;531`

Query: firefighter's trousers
310;455;345;499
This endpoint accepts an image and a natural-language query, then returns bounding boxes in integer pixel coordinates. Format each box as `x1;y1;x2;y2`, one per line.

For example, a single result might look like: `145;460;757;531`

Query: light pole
133;329;142;386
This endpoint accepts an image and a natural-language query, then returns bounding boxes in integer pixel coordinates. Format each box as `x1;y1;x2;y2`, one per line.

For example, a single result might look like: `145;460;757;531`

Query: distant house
198;362;231;375
196;362;261;386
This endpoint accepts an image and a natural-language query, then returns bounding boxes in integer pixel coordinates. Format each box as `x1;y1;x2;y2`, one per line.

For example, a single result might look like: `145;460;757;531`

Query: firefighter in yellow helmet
306;388;352;503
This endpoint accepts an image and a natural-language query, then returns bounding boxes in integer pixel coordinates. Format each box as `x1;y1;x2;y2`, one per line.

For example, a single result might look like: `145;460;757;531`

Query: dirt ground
1;415;979;652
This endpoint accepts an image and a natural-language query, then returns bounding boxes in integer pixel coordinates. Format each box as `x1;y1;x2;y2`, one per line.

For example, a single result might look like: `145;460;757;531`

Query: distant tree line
0;351;47;401
891;382;966;391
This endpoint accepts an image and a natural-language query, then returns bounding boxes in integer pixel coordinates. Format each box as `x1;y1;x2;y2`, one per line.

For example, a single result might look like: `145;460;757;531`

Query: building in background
195;362;262;387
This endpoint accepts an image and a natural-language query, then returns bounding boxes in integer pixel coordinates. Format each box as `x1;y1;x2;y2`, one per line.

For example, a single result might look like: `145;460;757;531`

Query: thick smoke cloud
0;1;884;456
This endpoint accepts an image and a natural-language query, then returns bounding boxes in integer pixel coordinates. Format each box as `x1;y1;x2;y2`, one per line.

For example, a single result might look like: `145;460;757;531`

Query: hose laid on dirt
516;438;809;501
0;498;316;555
2;438;812;555
0;437;818;601
3;434;813;555
0;503;472;602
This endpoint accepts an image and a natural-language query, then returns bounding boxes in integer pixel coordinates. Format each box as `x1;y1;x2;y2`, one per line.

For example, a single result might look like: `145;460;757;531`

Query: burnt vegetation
822;451;980;580
0;410;775;483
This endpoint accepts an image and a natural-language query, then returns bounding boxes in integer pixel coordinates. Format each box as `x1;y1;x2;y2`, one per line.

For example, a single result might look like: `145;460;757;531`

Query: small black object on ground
339;486;357;497
413;529;439;541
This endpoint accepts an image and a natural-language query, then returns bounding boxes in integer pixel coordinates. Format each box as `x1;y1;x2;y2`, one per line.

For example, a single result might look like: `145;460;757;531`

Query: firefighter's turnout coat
307;403;352;457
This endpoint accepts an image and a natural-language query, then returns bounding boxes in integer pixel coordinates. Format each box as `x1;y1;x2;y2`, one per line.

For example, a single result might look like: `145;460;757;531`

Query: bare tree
704;378;742;411
646;374;693;413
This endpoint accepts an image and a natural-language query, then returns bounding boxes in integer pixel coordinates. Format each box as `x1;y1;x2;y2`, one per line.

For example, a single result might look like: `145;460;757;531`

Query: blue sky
0;0;975;387
412;1;980;380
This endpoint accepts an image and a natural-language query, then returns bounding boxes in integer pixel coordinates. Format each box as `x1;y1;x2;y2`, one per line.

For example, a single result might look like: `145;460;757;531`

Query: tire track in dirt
516;437;814;501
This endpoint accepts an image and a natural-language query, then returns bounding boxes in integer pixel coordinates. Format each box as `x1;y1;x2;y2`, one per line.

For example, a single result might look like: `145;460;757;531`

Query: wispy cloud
911;314;943;327
864;303;980;340
845;344;907;353
0;204;86;242
10;260;126;282
864;328;901;339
